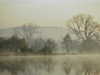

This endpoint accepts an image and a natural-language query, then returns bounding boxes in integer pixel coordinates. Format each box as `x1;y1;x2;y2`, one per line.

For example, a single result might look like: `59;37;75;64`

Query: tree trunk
67;44;68;53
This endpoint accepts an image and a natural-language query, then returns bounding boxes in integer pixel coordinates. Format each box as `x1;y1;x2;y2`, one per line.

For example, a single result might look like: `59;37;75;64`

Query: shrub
42;46;52;55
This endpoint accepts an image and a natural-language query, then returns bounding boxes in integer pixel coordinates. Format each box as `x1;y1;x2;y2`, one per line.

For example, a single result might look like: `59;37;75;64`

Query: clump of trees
0;34;57;54
0;25;58;55
0;34;28;52
32;37;57;55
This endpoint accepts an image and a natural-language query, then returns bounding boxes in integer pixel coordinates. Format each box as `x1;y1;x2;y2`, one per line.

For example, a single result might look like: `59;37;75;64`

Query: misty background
0;26;76;53
0;0;100;28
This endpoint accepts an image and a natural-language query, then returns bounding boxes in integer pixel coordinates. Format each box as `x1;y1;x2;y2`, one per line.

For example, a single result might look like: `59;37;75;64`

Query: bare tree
66;14;99;42
45;38;57;51
32;39;40;52
13;23;38;45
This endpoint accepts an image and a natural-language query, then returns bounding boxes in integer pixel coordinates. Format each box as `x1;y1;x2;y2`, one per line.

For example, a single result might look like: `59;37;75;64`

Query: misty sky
0;0;100;28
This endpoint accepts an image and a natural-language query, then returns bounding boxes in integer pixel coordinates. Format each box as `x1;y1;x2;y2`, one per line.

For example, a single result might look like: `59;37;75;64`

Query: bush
28;47;34;53
42;46;52;55
20;46;28;52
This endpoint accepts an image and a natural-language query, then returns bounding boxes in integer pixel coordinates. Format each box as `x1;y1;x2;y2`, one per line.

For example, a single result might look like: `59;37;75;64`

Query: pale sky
0;0;100;28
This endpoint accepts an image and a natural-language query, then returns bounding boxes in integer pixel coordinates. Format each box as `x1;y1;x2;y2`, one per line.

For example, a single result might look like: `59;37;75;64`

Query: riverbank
0;52;100;56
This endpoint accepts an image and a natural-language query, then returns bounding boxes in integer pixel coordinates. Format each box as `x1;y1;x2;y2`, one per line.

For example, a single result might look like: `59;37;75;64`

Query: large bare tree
66;14;100;42
13;23;38;45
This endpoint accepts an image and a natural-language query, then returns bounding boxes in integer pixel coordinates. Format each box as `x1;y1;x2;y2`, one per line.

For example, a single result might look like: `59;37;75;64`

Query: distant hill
0;26;76;40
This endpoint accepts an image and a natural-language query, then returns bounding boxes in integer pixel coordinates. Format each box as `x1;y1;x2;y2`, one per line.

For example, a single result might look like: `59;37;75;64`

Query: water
0;55;100;75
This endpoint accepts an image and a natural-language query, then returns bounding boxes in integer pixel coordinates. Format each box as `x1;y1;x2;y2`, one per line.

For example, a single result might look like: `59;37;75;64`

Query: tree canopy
66;14;99;41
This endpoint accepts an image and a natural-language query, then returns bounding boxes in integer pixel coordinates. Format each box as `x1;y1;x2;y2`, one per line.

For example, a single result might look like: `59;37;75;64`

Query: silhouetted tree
40;38;57;54
62;33;72;53
0;37;5;49
42;46;52;55
45;38;57;51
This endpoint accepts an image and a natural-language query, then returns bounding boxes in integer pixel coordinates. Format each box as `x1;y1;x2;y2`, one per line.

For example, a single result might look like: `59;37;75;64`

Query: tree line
0;13;100;54
0;34;57;55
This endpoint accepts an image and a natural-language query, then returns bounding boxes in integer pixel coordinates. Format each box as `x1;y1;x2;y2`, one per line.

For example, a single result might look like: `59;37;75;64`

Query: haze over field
0;0;100;28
